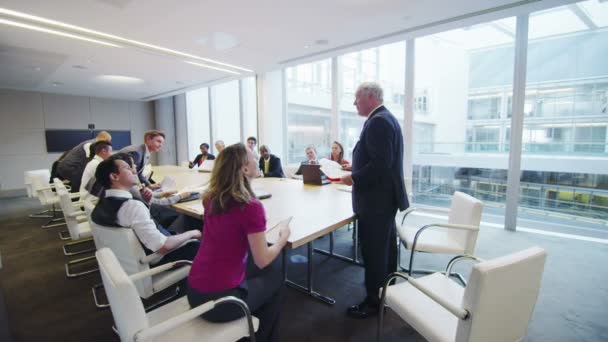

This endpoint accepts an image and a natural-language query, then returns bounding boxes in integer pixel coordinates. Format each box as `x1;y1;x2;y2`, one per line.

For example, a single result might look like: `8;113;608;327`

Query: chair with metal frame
54;179;98;278
24;169;59;218
97;247;259;342
398;191;483;285
30;172;77;229
377;247;547;342
85;204;198;309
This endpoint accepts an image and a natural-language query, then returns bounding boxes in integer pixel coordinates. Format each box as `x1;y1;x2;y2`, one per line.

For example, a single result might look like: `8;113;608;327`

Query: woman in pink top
187;143;290;342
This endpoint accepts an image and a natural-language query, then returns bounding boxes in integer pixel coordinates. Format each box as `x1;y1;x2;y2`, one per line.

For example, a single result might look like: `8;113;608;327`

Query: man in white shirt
80;141;113;202
91;155;201;262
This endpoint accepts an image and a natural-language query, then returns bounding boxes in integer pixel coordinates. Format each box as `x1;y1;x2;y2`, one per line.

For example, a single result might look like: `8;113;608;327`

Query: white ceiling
0;0;537;100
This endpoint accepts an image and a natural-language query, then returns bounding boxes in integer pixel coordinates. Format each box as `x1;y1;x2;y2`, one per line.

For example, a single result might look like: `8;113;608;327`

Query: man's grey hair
356;82;384;103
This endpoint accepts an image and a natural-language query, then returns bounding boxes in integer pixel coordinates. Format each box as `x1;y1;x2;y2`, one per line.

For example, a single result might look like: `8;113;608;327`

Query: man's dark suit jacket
190;153;215;168
119;144;149;185
351;105;408;216
259;154;285;178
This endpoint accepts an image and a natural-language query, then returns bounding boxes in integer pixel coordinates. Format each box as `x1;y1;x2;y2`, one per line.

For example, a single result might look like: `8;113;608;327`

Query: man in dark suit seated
258;145;285;178
340;82;409;319
189;143;215;168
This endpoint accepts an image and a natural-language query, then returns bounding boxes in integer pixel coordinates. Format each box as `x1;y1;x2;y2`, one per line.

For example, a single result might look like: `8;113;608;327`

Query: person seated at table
258;145;285;178
294;145;319;175
214;140;225;154
189;143;215;168
329;141;350;167
188;143;290;342
91;155;201;264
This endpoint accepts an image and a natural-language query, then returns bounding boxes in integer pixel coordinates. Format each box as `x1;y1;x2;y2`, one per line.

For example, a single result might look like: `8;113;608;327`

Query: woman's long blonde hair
203;143;255;214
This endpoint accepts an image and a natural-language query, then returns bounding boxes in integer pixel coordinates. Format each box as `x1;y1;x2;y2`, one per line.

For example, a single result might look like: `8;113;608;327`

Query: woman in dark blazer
190;143;215;168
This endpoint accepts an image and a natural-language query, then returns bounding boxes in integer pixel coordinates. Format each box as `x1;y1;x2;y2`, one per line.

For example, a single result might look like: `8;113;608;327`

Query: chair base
58;230;72;240
29;208;55;218
42;218;66;229
92;283;110;309
63;238;95;256
65;255;98;278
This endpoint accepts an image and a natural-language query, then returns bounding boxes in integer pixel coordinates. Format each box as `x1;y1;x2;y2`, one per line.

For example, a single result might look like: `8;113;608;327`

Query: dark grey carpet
0;197;606;341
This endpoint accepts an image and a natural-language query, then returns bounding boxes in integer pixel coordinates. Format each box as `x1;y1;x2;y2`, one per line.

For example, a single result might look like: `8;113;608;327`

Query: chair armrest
129;260;192;282
410;223;479;251
400;207;451;226
134;296;256;342
380;272;469;321
445;255;483;276
139;239;200;265
408;277;469;319
69;193;80;199
67;210;86;218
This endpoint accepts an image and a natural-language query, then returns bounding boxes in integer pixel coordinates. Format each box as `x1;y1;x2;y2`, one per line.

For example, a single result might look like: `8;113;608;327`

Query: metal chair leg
63;238;95;256
58;230;72;240
65;255;98;278
92;283;110;308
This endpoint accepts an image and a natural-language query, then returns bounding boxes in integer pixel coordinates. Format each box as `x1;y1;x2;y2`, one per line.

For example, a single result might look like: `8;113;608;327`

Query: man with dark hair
79;141;113;201
247;136;259;160
189;143;215;168
91;157;201;263
119;130;165;188
58;131;112;192
258;145;285;178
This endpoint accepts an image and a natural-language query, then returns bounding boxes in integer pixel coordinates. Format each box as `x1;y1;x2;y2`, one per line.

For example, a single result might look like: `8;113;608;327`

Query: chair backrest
31;173;56;206
447;191;484;254
54;179;82;240
97;248;149;342
88;218;154;297
24;169;50;198
456;247;547;342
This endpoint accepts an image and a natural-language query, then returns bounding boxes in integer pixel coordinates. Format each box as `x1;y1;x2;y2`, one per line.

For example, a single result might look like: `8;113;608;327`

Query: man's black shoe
346;300;380;319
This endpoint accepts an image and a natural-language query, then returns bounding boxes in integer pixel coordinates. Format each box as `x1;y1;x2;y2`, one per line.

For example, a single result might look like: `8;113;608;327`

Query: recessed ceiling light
185;61;240;75
97;75;144;84
27;66;41;71
304;45;310;49
51;82;63;86
72;65;87;70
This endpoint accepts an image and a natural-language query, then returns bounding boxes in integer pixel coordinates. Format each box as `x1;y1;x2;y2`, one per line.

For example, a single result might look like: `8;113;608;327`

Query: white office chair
398;191;483;284
87;215;196;308
97;248;259;342
54;179;98;278
30;173;74;228
378;246;547;342
24;169;57;218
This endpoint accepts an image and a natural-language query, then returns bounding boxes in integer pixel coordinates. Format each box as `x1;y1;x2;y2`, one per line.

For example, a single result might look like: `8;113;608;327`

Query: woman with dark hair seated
189;143;215;168
187;143;290;342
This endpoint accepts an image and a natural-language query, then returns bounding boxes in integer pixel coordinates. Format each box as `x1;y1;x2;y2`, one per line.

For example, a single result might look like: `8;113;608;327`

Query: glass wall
411;18;516;214
185;87;210;161
286;59;332;163
517;0;608;219
337;42;405;161
186;77;258;156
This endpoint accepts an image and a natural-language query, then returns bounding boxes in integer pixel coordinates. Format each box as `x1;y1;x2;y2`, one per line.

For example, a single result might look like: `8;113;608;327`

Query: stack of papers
159;176;177;192
319;159;350;180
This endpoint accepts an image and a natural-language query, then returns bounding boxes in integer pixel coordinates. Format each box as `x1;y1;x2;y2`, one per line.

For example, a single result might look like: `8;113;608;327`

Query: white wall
0;89;155;193
154;97;177;166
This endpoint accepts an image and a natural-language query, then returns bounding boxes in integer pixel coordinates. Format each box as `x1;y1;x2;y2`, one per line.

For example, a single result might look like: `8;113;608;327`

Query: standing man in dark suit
340;82;408;319
258;145;285;178
119;130;165;189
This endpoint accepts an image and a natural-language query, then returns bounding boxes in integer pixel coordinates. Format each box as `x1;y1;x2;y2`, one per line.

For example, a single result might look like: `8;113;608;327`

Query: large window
242;77;258;141
286;59;332;163
337;42;405;161
518;0;608;220
185;87;210;160
211;80;241;145
412;18;516;215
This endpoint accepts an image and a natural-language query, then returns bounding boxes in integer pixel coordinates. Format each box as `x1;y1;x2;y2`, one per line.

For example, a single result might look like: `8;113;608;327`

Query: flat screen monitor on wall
45;130;132;152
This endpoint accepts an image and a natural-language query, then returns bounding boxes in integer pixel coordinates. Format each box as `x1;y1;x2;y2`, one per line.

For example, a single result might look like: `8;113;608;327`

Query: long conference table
152;165;359;305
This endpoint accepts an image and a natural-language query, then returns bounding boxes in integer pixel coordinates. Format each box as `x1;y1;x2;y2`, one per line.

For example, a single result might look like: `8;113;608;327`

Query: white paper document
160;176;177;192
265;216;292;244
319;158;350;180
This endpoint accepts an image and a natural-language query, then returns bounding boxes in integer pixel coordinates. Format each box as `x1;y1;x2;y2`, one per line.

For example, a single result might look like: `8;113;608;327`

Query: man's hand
141;187;154;203
340;174;354;185
342;165;352;171
188;230;202;240
179;192;193;200
148;183;161;190
159;190;177;198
